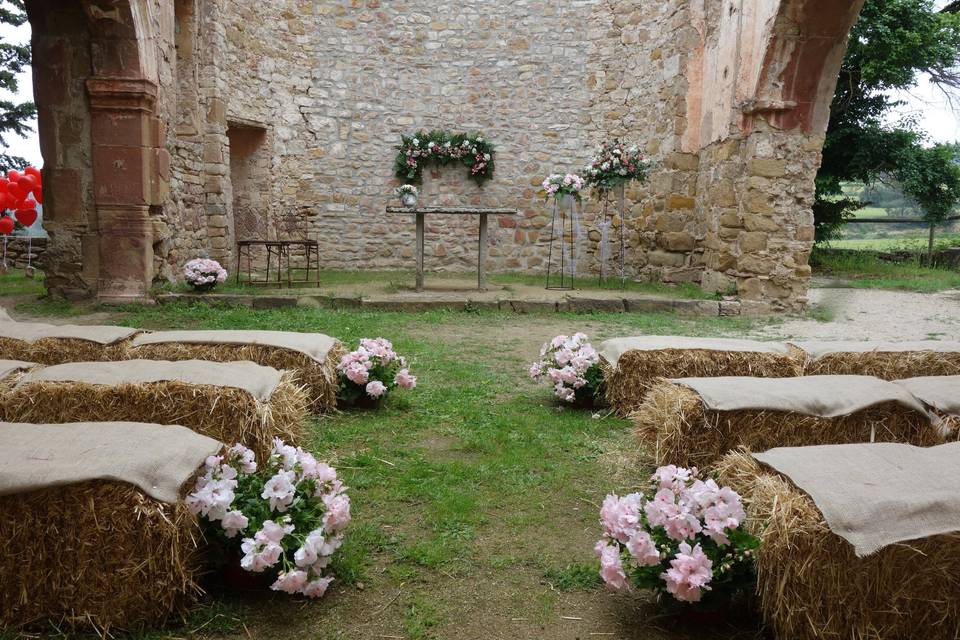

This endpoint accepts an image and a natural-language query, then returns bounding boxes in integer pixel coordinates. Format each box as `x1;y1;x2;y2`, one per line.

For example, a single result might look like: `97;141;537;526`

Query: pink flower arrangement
336;337;417;405
583;139;652;193
595;465;758;606
529;332;603;404
186;440;349;599
394;130;495;186
541;173;586;201
184;257;227;291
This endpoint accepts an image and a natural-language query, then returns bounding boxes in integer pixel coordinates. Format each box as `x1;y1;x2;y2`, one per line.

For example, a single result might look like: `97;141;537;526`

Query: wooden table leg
478;212;488;290
415;212;425;292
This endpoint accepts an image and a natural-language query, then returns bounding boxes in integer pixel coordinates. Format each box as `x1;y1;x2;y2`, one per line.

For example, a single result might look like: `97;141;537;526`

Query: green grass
154;268;716;300
0;286;775;639
828;232;960;252
812;248;960;292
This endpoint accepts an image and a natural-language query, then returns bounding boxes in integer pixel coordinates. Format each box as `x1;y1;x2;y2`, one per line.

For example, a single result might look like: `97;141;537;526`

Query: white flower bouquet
186;440;351;598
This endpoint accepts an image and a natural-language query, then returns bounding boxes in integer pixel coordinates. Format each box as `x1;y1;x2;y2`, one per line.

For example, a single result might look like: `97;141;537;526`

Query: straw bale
603;346;803;416
3;372;308;460
126;341;345;412
633;381;939;468
0;335;131;364
0;480;204;632
804;349;960;378
716;450;960;640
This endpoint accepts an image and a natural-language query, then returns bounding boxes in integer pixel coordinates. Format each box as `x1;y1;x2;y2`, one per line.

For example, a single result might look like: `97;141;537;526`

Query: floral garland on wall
394;129;495;186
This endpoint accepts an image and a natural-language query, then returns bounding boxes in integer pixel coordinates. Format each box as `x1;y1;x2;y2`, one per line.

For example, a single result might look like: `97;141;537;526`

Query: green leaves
0;0;34;171
394;129;495;187
817;0;960;239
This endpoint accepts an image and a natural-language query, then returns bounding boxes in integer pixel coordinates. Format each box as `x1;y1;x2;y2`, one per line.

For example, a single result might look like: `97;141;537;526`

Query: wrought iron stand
597;183;626;289
546;194;577;290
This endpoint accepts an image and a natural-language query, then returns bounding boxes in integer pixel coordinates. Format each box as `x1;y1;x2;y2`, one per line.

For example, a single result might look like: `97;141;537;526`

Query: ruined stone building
27;0;863;310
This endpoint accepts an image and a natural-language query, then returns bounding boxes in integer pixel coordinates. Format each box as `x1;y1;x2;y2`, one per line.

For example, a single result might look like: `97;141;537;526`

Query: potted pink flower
336;337;417;407
184;257;228;292
595;465;759;612
529;332;604;406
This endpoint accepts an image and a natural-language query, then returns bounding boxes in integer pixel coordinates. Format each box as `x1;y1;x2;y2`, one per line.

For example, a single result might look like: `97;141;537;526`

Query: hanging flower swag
394;130;495;186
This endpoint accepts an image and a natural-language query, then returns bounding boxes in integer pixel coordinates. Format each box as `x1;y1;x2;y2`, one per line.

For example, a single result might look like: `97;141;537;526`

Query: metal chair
276;206;321;288
235;205;284;286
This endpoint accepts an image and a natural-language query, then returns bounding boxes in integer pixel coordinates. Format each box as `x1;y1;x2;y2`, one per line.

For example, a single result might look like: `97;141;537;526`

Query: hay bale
599;336;803;416
895;375;960;435
3;360;309;459
0;359;35;390
126;330;345;412
797;340;960;378
716;449;960;640
633;376;940;468
0;481;204;632
0;421;220;633
0;321;139;364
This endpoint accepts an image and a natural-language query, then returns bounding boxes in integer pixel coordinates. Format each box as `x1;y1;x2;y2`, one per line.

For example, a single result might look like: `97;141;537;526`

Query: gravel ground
760;286;960;341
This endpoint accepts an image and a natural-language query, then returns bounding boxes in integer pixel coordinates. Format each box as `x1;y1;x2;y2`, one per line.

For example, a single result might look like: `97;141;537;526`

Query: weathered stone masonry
27;0;862;311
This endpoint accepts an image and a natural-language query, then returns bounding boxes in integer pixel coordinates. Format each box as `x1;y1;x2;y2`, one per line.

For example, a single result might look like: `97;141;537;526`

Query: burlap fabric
793;340;960;361
0;359;35;379
894;376;960;415
671;375;930;418
754;442;960;556
600;336;790;368
0;321;138;345
0;421;221;503
20;359;284;402
132;329;338;363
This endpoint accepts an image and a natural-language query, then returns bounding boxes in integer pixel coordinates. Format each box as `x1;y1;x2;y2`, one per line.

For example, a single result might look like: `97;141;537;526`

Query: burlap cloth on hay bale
0;320;139;363
794;339;960;378
633;375;939;467
0;421;221;631
127;329;343;411
5;359;307;458
598;336;801;416
717;444;960;640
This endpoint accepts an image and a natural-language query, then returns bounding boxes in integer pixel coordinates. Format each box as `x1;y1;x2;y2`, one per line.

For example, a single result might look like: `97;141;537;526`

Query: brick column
86;77;169;303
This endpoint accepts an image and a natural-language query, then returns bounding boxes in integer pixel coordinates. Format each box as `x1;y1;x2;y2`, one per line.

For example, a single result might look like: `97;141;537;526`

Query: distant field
829;232;960;251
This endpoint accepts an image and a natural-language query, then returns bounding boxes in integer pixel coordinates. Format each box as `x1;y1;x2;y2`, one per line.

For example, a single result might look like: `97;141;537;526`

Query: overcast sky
1;16;958;168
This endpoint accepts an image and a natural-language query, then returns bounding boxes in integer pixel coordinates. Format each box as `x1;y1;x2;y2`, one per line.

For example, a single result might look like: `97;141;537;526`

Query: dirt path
759;287;960;341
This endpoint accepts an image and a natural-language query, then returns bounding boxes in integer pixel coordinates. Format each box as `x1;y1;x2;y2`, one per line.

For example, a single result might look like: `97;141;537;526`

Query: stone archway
683;0;865;311
27;0;168;302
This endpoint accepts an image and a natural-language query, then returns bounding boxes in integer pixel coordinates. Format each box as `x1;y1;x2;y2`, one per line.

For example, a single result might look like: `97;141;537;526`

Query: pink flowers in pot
595;465;758;606
336;337;417;405
186;440;350;599
184;257;227;291
529;332;603;404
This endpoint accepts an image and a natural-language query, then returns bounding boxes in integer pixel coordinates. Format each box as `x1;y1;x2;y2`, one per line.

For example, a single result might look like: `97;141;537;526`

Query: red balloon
0;217;15;235
6;170;20;182
24;166;41;182
6;182;26;201
16;175;36;192
15;209;37;228
0;193;9;212
33;189;43;205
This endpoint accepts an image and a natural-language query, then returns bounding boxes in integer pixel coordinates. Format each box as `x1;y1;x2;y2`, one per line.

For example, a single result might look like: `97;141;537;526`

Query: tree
815;0;960;241
0;0;34;172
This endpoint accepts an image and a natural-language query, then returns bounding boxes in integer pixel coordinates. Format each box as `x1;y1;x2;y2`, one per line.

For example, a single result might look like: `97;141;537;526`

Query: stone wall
28;0;864;309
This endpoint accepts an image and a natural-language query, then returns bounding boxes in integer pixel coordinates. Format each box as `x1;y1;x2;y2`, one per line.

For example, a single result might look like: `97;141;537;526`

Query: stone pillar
86;77;169;303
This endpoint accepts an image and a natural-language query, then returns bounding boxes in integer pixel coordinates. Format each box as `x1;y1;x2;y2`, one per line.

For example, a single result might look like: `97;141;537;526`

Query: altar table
386;206;519;292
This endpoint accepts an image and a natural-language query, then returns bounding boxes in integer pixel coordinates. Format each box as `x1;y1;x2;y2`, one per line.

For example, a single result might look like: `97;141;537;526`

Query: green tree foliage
0;0;34;171
815;0;960;241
